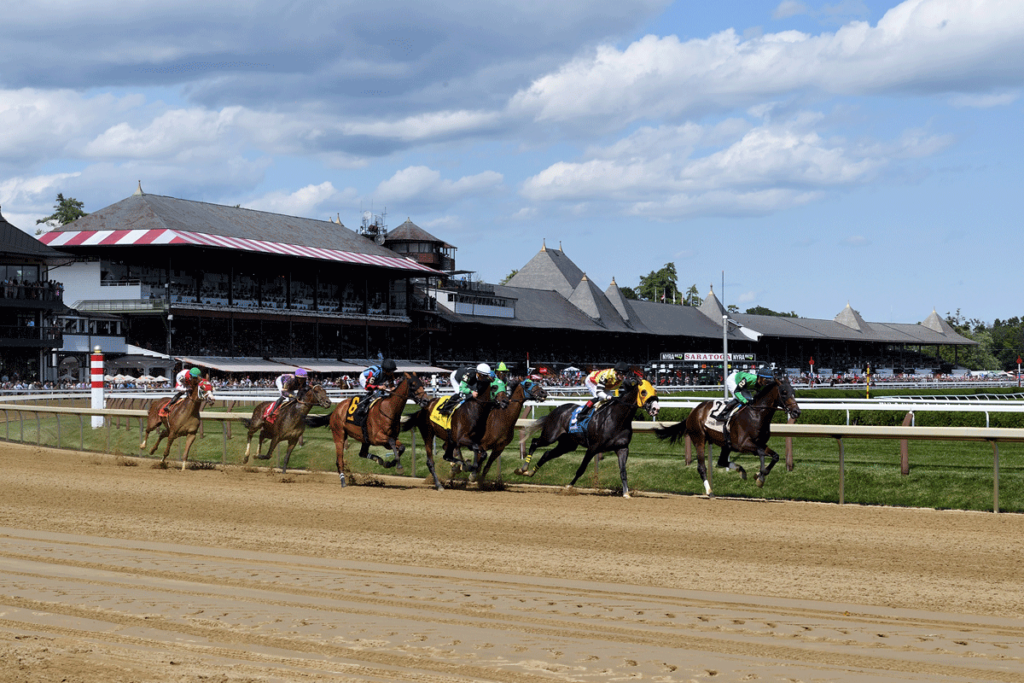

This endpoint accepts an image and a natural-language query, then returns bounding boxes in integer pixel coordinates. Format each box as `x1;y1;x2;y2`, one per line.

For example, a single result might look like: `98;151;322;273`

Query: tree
683;284;702;307
745;305;798;318
499;269;518;285
636;263;678;303
727;304;739;313
36;194;87;233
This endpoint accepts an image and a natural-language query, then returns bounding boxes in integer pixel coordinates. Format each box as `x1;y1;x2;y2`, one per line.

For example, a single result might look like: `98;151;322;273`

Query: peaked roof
47;192;401;257
567;275;631;331
387;218;453;248
0;208;62;258
505;242;584;298
603;279;652;332
835;303;873;333
921;309;959;336
697;286;726;322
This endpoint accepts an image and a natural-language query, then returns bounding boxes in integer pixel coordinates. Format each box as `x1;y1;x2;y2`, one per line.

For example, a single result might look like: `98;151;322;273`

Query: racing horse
475;378;548;485
241;383;332;473
655;369;800;496
140;379;215;470
515;375;659;498
306;372;428;487
400;382;511;490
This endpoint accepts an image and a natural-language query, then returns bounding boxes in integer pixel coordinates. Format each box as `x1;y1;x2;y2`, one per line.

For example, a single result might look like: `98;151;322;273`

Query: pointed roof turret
567;274;630;331
835;303;872;333
505;242;585;298
387;217;452;246
697;284;726;321
921;308;958;336
132;180;145;196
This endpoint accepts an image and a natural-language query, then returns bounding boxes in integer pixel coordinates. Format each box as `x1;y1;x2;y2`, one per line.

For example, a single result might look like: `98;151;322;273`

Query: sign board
663;352;757;362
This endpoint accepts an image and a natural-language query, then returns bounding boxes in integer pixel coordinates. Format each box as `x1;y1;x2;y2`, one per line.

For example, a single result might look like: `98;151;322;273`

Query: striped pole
91;346;105;428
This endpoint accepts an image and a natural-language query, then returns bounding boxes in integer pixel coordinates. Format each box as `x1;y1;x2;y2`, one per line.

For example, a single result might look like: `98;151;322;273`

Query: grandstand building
33;185;976;380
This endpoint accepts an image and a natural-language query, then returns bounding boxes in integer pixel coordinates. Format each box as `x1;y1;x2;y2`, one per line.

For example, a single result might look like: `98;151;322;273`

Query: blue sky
2;0;1022;324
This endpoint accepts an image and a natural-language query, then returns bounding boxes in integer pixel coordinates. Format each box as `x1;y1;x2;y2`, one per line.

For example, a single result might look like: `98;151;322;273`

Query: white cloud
773;1;809;20
375;166;504;205
0;173;82;211
508;0;1024;129
342;111;502;141
948;91;1020;108
244;182;358;218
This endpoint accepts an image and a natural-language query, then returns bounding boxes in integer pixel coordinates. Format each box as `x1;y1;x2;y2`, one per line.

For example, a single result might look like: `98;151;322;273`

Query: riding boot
268;397;284;423
580;399;594;419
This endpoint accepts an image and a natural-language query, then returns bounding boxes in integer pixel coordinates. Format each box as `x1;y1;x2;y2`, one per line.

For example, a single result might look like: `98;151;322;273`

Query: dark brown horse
475;379;548;484
400;385;511;490
515;376;660;498
655;370;801;496
241;384;332;473
306;373;428;487
140;380;215;470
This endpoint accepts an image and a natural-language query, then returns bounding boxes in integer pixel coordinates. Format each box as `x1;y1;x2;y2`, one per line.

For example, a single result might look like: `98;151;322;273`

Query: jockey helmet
381;359;397;373
496;362;508;372
613;362;628;374
476;363;491;375
189;367;201;378
295;368;307;377
756;365;774;379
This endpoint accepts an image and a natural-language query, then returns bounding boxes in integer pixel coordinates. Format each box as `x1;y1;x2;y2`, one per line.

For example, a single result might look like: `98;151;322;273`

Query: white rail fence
2;399;1023;512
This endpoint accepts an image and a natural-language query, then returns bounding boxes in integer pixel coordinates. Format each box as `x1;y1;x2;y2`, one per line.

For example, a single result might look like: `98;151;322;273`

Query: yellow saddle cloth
429;395;461;430
345;395;381;424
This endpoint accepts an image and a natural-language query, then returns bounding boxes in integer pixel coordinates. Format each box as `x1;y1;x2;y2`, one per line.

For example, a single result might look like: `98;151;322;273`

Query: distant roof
387;218;454;248
505;242;585;298
0;208;62;259
38;191;439;274
568;275;631;331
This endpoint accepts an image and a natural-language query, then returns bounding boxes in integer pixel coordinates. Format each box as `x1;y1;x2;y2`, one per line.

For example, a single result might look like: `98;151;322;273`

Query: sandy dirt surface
2;442;1024;682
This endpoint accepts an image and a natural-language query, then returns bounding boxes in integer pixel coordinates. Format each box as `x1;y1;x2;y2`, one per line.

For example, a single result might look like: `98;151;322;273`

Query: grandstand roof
38;191;439;275
1;208;62;258
388;218;454;248
568;275;632;331
505;242;585;299
604;279;652;333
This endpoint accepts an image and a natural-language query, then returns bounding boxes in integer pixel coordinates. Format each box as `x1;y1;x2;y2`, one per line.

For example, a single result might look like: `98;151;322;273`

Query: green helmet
189;367;201;378
496;362;508;372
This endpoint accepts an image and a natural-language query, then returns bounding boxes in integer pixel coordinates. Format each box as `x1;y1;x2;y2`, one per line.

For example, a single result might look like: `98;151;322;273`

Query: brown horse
475;379;548;484
306;372;428;487
241;384;332;473
400;384;513;490
140;380;215;470
655;370;801;496
515;376;659;498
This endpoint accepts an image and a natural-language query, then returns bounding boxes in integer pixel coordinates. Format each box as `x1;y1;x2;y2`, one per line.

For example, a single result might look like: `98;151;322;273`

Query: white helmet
476;363;491;374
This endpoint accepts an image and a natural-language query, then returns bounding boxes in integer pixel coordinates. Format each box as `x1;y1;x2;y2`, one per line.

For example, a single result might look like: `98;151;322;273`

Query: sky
2;0;1022;324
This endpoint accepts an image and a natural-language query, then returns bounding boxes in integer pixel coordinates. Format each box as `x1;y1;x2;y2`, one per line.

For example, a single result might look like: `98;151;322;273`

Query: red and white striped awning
40;229;440;274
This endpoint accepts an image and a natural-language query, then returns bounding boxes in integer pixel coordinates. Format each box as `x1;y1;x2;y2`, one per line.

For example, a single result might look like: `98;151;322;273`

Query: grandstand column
90;345;105;428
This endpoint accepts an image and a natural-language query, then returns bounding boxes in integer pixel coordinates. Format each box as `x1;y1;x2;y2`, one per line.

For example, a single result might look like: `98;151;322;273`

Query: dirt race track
2;443;1024;683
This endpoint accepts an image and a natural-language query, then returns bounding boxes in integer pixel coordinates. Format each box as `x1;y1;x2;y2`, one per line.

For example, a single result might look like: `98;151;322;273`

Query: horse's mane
610;375;641;404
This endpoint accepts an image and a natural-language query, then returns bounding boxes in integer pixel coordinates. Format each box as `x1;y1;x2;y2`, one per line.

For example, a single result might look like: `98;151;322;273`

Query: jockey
582;362;628;416
168;367;202;408
459;363;500;400
494;361;510;386
715;365;774;423
449;365;474;395
269;368;308;418
353;359;397;422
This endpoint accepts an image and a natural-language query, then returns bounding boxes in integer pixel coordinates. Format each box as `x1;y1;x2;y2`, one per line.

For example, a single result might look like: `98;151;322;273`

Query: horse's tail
303;413;332;428
654;420;688;446
240;417;254;431
518;414;550;458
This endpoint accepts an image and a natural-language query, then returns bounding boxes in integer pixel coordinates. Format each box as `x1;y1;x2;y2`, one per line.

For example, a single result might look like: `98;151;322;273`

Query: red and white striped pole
90;345;105;428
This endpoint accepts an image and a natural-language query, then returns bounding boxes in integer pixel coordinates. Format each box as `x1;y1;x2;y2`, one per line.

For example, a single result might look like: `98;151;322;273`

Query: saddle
568;399;607;439
430;395;462;430
262;398;293;425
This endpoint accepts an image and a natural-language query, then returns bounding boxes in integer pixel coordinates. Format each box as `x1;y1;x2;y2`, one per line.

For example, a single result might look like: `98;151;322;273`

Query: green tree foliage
35;193;87;233
938;310;1003;370
745;305;799;317
619;286;638;300
499;269;518;285
683;284;702;306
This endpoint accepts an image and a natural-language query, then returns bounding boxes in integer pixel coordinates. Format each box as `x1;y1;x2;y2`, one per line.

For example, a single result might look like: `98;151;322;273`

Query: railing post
56;413;61;447
900;412;913;475
992;440;1000;514
837;436;845;505
79;413;84;449
222;421;228;465
786;416;796;471
684;433;691;465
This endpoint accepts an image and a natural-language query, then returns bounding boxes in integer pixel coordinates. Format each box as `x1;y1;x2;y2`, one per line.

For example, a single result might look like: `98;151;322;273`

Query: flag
660;289;666;302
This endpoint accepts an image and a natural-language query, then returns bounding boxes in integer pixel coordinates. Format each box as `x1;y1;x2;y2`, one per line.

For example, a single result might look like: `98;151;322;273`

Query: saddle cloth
568;404;595;436
704;399;730;431
345;395;382;425
158;400;172;419
429;395;461;430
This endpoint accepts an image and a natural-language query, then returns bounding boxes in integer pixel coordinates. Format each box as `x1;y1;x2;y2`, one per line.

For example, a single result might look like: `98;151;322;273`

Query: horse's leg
280;438;298;474
419;425;443;490
180;432;198;471
568;448;597;489
150;427;168;456
523;438;575;478
755;446;781;488
384;430;405;474
254;430;272;460
692;432;712;497
614;447;631;498
477;448;501;484
264;435;282;468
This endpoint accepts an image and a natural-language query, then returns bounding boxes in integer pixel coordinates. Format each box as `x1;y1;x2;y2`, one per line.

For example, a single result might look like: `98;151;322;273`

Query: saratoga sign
660;352;757;361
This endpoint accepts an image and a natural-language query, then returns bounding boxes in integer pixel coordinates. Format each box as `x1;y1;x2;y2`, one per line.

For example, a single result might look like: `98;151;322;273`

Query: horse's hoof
394;462;405;475
254;454;271;460
513;467;527;476
707;492;716;499
622;492;631;499
756;475;764;488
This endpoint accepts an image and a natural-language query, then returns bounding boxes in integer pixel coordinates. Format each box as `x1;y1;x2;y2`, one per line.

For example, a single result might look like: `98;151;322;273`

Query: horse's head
198;380;215;406
774;373;801;420
522;378;548;403
635;377;660;418
404;373;431;408
493;390;510;410
310;384;332;409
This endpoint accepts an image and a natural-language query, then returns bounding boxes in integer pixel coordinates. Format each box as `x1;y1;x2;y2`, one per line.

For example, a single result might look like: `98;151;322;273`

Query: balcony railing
0;325;62;344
